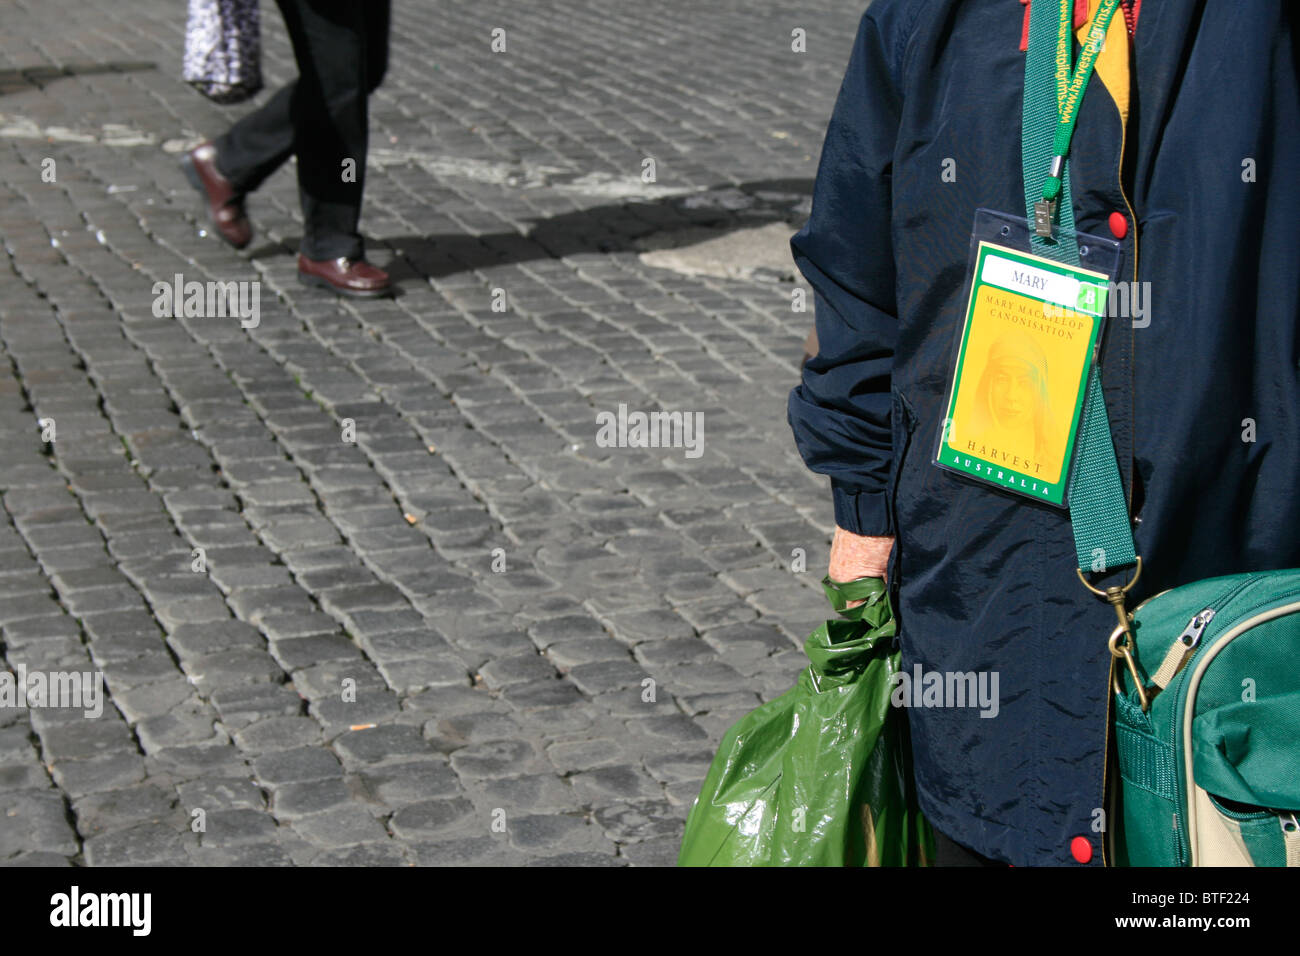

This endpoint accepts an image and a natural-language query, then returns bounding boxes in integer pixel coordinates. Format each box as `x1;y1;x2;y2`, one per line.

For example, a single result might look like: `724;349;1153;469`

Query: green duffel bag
1107;570;1300;867
677;576;934;867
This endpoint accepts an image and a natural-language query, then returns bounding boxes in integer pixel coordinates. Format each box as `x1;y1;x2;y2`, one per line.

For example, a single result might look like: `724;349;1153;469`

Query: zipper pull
1177;608;1216;648
1149;608;1216;692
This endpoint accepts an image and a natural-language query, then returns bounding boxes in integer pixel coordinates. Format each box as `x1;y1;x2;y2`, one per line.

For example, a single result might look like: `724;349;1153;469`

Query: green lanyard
1021;0;1140;590
1034;0;1123;237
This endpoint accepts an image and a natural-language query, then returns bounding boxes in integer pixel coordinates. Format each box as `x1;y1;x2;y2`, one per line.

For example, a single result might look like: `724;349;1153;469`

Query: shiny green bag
677;576;934;866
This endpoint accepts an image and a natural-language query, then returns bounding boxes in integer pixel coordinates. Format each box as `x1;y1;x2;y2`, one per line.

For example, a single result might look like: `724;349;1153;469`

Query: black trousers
214;0;391;260
932;828;1006;867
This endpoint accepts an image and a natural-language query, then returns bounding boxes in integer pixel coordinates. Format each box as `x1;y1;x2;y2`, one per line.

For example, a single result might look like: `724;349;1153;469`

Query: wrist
829;527;895;581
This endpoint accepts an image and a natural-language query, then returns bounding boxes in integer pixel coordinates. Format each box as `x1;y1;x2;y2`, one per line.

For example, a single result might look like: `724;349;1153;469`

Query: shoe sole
180;153;252;251
297;271;393;299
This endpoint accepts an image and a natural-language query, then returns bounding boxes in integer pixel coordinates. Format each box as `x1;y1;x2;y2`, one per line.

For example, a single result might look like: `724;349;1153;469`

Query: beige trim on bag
1191;785;1253;866
1180;601;1300;866
1285;814;1300;867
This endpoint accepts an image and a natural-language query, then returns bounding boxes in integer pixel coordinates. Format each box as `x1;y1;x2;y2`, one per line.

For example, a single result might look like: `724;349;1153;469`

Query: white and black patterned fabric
183;0;262;104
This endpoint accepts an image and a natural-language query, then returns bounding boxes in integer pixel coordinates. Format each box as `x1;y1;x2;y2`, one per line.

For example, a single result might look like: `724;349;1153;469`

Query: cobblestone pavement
0;0;862;865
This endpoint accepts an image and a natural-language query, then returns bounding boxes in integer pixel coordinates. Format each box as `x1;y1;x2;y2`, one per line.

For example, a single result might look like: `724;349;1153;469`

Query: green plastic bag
678;576;934;866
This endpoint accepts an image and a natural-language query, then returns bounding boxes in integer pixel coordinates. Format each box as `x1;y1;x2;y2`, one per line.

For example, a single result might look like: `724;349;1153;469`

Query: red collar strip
1020;0;1141;53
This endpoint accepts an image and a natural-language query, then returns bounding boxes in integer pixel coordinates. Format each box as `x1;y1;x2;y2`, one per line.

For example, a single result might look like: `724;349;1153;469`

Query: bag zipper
1170;576;1259;648
1166;579;1275;737
1144;577;1260;691
1173;589;1300;864
1171;585;1300;749
1208;793;1275;823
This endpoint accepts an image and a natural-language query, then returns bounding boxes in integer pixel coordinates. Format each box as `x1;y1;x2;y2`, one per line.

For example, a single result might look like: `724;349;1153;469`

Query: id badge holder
933;208;1121;507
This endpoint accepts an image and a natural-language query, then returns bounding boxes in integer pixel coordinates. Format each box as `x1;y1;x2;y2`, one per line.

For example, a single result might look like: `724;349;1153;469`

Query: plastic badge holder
932;208;1122;508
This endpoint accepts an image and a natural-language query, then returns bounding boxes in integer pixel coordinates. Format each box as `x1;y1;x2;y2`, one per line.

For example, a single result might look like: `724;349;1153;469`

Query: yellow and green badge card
935;241;1109;506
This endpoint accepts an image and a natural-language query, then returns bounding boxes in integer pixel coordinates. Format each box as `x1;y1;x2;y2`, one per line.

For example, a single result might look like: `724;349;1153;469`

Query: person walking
181;0;394;298
788;0;1299;866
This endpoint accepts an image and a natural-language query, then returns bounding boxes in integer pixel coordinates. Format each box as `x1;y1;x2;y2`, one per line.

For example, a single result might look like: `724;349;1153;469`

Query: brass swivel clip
1078;557;1148;711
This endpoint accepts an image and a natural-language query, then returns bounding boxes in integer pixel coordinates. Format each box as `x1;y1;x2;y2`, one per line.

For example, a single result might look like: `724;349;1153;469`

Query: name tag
934;239;1109;506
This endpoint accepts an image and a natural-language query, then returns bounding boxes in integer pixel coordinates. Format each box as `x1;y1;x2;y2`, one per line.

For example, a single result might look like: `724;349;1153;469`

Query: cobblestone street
0;0;861;865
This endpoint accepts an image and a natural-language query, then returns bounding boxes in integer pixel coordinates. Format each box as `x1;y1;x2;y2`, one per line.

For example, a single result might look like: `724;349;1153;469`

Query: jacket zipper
1102;14;1140;863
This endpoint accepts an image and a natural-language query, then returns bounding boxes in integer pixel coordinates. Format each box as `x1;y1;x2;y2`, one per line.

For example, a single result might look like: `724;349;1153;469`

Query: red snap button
1108;211;1128;239
1070;835;1094;863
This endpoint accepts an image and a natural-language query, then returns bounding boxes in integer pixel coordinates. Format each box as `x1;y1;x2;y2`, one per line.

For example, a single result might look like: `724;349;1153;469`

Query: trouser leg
274;0;390;261
212;81;296;194
367;1;391;93
932;828;1005;867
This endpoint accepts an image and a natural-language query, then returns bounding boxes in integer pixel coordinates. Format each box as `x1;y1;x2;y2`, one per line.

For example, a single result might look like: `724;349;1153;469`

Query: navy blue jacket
789;0;1300;864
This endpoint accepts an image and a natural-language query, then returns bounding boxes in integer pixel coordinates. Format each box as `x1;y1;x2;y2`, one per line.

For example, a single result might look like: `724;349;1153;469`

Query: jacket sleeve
787;6;910;537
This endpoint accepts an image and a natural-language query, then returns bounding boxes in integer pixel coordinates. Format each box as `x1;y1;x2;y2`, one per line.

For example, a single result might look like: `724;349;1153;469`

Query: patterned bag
182;0;262;104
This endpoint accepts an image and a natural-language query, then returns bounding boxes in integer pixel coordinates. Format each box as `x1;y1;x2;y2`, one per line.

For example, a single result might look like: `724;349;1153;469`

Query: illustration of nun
964;330;1061;481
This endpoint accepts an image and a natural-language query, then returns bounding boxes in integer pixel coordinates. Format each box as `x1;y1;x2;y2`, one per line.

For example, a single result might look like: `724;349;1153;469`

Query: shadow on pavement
248;177;813;282
0;62;157;96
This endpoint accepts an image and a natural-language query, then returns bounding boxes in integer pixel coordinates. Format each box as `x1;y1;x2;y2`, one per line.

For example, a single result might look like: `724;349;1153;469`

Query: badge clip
1034;199;1057;238
1035;156;1066;239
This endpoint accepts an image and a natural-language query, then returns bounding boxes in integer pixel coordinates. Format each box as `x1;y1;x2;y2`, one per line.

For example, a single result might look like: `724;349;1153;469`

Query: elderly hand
828;526;894;585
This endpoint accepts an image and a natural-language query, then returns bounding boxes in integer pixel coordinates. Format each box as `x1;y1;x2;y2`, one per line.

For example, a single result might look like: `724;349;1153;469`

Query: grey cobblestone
307;843;411;867
252;747;344;787
196;809;280;848
145;743;251;778
82;823;196;866
0;0;859;865
210;683;305;727
620;836;681;867
388;797;477;841
547;738;629;774
135;701;227;752
232;716;323;754
49;753;148;797
411;837;524;867
269;778;354;819
0;852;74;867
357;761;457;808
0;791;80;857
188;843;297;866
507;813;615;856
176;777;267;813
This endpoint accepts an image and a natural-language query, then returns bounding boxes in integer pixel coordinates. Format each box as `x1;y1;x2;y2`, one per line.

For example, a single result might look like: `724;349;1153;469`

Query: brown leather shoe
297;255;392;298
180;142;252;249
